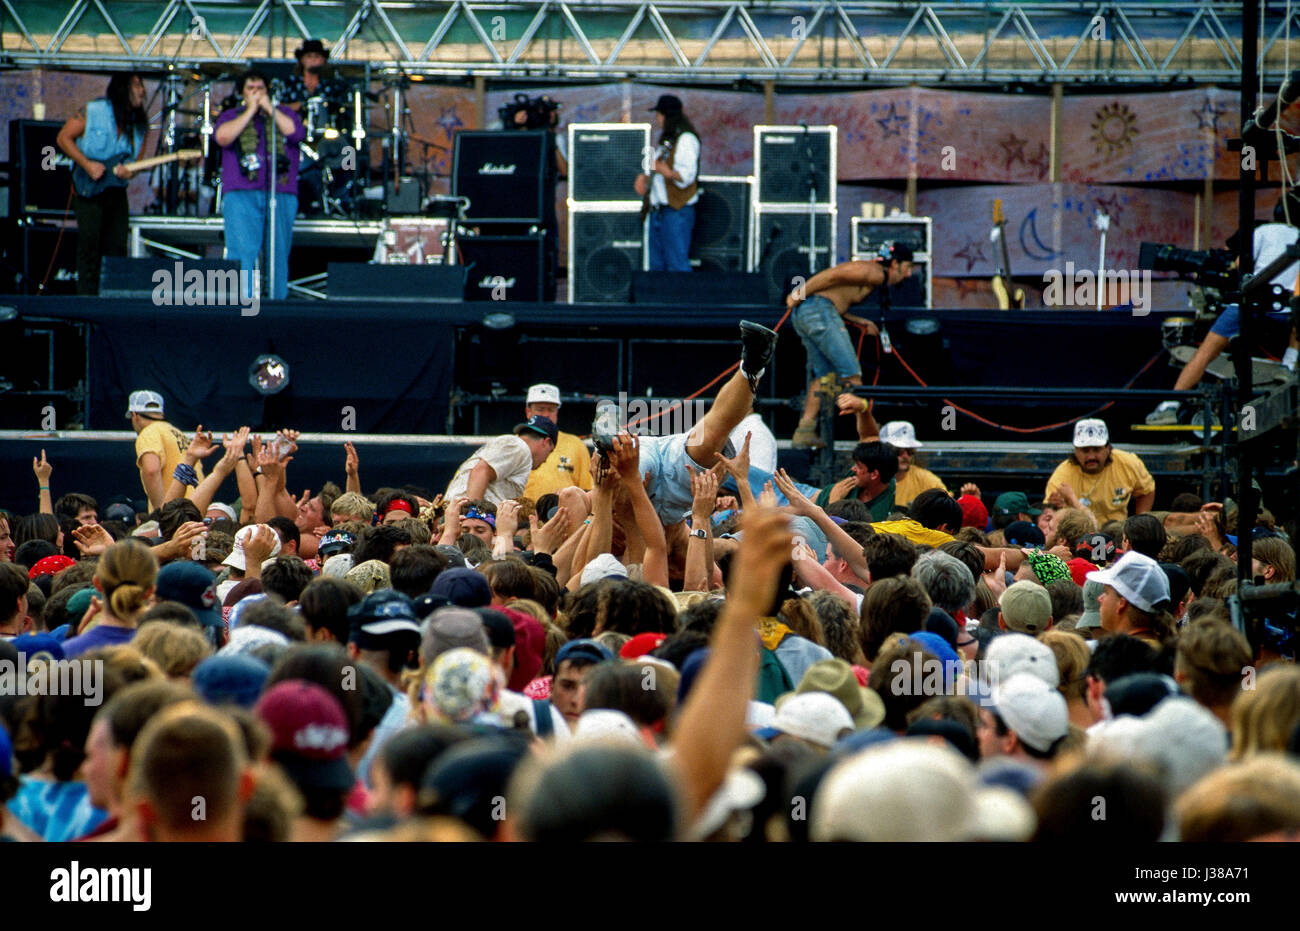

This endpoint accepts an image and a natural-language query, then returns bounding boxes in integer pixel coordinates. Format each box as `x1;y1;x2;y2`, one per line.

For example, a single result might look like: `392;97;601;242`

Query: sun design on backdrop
1090;102;1139;158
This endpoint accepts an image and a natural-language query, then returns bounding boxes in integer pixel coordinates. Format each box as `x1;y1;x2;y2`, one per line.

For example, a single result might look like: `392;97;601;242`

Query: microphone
758;224;782;266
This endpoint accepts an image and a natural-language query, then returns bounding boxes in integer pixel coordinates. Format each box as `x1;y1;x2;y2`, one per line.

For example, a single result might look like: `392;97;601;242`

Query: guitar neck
123;152;194;173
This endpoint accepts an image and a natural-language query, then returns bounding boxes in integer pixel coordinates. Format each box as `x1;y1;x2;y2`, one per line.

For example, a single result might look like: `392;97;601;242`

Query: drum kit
151;62;434;220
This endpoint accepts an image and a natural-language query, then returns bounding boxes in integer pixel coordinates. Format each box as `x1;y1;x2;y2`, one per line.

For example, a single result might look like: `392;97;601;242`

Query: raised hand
496;500;522;541
242;524;280;564
344;441;359;476
713;431;752;484
759;480;778;509
32;448;52;485
608;433;642;481
690;467;719;521
983;550;1008;600
960;482;981;498
71;523;113;557
185;426;220;462
529;507;569;555
835;392;868;416
773;468;816;517
729;506;795;617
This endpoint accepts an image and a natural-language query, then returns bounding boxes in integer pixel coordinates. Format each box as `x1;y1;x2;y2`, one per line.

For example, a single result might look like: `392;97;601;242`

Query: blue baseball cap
431;568;492;608
514;414;559;444
155;561;223;633
555;638;614;671
192;654;271;709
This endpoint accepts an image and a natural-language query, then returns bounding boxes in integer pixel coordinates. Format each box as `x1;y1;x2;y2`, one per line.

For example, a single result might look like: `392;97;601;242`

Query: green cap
994;491;1042;518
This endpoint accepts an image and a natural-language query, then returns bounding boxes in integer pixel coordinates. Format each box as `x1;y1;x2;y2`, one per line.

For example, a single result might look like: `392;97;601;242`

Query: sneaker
739;321;779;392
1144;403;1179;426
791;418;825;449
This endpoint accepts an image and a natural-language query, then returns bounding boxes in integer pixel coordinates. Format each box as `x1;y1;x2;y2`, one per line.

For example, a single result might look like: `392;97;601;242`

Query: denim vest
78;98;143;162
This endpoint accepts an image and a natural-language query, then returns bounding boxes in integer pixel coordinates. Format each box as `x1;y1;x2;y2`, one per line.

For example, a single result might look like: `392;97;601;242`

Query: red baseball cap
957;494;989;529
254;680;353;790
501;606;544;691
1066;557;1096;587
29;555;76;579
620;632;667;659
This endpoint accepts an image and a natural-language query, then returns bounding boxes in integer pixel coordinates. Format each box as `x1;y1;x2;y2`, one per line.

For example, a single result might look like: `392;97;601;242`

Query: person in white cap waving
127;390;200;511
521;383;593;500
1044;418;1155;525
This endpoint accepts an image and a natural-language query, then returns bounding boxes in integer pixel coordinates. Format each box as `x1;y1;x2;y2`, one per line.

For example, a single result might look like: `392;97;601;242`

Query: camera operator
1147;192;1300;425
498;94;562;301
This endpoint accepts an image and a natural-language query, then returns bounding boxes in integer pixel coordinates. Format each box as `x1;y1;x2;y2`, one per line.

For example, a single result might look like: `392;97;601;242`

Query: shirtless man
786;243;914;448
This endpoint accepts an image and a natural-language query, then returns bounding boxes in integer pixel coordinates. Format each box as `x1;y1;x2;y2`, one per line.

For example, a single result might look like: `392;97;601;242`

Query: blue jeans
222;189;297;300
1209;302;1292;340
791;294;863;380
649;203;695;272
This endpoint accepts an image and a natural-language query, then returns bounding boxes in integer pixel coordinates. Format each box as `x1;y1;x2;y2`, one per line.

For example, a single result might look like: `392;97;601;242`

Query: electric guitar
72;149;201;198
990;198;1026;310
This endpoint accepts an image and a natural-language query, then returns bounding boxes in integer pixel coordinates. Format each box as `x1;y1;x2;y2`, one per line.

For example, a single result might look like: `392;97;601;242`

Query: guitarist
56;72;149;295
632;95;700;272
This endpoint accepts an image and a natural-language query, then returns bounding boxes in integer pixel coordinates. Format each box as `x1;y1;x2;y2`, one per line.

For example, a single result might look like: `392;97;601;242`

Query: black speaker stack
751;125;838;303
566;123;650;303
452;129;557;301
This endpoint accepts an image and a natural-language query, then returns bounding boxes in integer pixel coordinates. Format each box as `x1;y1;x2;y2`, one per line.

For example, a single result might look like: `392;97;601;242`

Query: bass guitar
72;149;201;198
990;198;1026;310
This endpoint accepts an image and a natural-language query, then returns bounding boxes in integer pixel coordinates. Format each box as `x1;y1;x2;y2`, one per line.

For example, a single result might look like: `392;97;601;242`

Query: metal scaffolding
0;1;1295;85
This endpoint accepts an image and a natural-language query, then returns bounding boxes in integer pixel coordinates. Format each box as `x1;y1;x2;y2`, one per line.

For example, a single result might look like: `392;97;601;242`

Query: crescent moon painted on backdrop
1019;208;1060;261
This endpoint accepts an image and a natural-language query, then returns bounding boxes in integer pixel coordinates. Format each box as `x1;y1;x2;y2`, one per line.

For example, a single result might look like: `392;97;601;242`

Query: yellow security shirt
135;419;202;500
523;431;593;500
1045;447;1155;525
869;518;954;547
894;465;947;507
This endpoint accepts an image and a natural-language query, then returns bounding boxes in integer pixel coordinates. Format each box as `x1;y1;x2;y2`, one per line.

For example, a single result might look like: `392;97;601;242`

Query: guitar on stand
990;198;1026;310
73;150;202;198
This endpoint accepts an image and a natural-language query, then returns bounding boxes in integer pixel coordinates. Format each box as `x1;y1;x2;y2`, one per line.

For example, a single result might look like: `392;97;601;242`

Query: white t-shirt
1254;223;1300;290
728;413;778;475
444;434;534;505
650;132;700;207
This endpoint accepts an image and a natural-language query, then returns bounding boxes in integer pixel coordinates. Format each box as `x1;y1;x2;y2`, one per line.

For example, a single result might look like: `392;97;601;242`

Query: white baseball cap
1073;418;1109;448
126;390;165;417
222;523;282;572
1085;550;1170;614
526;384;562;407
768;692;854;748
983;632;1060;689
880;421;922;449
991;673;1070;753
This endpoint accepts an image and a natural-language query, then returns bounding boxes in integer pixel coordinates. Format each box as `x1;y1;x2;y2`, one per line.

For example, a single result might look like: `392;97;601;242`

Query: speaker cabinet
7;120;72;218
568;209;646;303
326;262;465;301
690;175;750;272
751;209;837;303
568;124;650;205
753;125;836;207
459;232;548;302
0;221;78;295
453;130;553;224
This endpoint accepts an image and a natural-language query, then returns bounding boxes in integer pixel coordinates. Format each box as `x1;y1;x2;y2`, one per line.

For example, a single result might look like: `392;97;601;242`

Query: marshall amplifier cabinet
453;130;553;224
7;120;72;219
459;232;548;302
753;125;836;207
568;123;650;205
568;210;646;302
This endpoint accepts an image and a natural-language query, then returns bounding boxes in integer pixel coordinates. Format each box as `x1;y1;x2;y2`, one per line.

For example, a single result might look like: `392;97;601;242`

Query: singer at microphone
213;69;306;300
786;243;915;450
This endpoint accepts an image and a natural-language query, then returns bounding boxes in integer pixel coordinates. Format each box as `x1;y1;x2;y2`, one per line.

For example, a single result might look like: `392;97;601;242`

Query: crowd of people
2;326;1298;842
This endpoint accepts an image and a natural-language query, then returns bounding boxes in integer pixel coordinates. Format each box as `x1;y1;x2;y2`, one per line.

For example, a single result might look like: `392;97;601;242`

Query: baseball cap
999;580;1053;634
222;524;281;572
430;567;492;608
1003;521;1045;548
620;632;668;659
983;632;1059;689
502;606;544;691
1076;579;1105;629
763;692;855;749
206;503;237;522
317;529;356;558
432;544;469;569
349;590;422;652
1085;551;1170;614
155;561;223;633
255;680;354;791
11;633;65;664
526;384;562;407
514;415;558;444
792;658;885;730
958;494;989;529
1075;532;1117;564
991;674;1069;753
103;502;137;523
476;608;517;650
1103;673;1181;717
1066;557;1096;587
1073;418;1109;448
994;491;1041;518
555;638;614;669
649;94;683;115
579;553;628;588
126;390;165;418
424;648;500;723
573;709;643;746
191;654;270;708
28;555;75;579
421;606;490;664
879;421;922;449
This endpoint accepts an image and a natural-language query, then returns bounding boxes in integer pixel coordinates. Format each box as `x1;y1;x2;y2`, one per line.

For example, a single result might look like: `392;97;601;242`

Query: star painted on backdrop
953;240;987;273
1026;142;1050;179
876;102;907;139
1094;193;1124;225
998;132;1027;171
436;105;464;139
1192;98;1228;132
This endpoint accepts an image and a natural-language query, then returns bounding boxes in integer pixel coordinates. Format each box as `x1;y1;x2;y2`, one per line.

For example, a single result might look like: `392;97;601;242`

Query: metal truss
1;1;1296;85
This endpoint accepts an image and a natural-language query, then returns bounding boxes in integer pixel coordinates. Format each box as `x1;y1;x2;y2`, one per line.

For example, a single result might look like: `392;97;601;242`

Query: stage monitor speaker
100;256;243;299
631;270;767;306
8;120;72;218
327;262;464;301
0;221;77;294
753;125;836;207
752;210;836;303
459;232;548;302
453;130;552;224
568;209;645;303
851;216;931;258
690;175;751;272
385;178;422;215
568;123;650;205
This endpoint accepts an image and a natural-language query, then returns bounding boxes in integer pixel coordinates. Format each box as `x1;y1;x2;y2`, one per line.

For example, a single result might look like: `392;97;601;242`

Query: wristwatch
690;528;707;539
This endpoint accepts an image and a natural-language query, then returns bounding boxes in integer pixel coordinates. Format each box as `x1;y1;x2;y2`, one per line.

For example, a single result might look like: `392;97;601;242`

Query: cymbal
188;62;237;78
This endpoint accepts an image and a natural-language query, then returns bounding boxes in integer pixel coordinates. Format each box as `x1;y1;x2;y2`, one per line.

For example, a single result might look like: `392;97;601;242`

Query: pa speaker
0;221;78;294
100;256;243;299
631;270;767;306
568;124;650;205
453;130;552;223
459;232;548;302
754;125;836;207
753;210;836;303
327;262;464;301
8;120;72;218
568;209;645;302
691;176;750;254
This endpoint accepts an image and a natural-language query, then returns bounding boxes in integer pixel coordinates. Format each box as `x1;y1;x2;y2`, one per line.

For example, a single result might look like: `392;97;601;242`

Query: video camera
500;93;561;131
1227;580;1300;660
1138;242;1238;292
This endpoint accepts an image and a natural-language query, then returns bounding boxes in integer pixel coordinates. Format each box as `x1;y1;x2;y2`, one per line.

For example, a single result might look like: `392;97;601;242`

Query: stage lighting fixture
249;354;290;395
0;305;17;322
483;312;515;330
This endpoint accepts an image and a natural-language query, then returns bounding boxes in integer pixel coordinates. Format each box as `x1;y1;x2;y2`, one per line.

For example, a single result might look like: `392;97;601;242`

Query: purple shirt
61;624;136;659
216;105;306;194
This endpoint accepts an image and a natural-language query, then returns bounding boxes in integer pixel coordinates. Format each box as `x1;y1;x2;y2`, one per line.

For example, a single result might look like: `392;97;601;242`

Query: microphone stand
267;80;281;301
803;124;818;275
